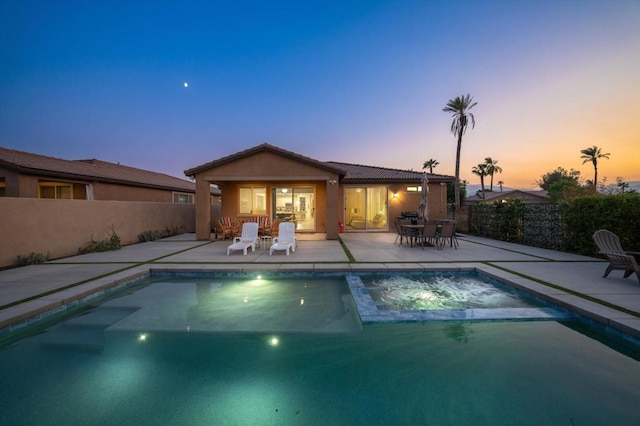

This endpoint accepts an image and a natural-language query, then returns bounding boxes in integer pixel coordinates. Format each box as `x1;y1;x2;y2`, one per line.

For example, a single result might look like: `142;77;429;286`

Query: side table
261;235;272;251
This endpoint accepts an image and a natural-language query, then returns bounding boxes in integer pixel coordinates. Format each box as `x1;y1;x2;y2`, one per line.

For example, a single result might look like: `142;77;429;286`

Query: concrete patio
1;232;639;339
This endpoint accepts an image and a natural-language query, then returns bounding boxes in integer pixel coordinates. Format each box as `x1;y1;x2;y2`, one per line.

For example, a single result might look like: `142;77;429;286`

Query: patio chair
226;222;259;255
419;222;440;249
270;222;297;256
394;221;405;246
214;219;234;240
397;219;415;247
592;229;640;283
262;218;280;237
216;217;238;240
438;221;458;250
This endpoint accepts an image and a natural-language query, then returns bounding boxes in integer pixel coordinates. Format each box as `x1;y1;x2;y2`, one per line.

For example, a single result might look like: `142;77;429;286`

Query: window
406;186;422;192
239;187;266;215
0;179;5;197
173;192;194;204
39;182;72;199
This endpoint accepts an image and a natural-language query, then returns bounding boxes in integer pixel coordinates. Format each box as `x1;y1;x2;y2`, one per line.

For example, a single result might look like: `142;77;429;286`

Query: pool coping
3;264;640;343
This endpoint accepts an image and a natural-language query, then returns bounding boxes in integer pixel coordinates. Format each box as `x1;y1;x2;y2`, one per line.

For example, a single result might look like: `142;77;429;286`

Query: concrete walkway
1;232;639;338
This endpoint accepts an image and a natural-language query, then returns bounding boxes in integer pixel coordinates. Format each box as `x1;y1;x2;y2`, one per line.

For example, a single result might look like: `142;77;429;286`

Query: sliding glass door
271;187;315;231
344;186;388;231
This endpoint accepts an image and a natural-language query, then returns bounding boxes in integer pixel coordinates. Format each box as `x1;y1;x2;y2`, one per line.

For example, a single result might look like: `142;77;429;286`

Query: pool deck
2;232;640;338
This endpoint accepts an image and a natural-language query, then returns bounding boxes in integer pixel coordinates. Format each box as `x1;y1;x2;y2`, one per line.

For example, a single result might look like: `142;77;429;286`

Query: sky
1;0;639;189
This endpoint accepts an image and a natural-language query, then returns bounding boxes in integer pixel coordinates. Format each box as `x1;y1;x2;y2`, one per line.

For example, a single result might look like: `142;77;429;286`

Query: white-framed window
173;192;194;204
239;187;266;215
406;186;422;192
39;182;72;199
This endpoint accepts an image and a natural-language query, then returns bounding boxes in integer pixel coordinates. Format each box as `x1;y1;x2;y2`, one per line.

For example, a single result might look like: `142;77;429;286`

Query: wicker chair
214;217;237;240
592;229;640;283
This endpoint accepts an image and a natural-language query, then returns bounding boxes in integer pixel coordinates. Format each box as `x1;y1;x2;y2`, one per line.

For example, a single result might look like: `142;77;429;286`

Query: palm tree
472;163;489;199
422;159;439;173
497;180;504;192
484;157;502;191
580;145;610;191
443;94;477;214
616;177;629;193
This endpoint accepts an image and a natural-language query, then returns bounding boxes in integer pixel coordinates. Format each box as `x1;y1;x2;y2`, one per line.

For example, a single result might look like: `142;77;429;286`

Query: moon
183;82;189;88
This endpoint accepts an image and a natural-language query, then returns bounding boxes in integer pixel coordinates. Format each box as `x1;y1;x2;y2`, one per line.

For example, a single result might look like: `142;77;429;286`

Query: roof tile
0;146;198;192
327;161;453;182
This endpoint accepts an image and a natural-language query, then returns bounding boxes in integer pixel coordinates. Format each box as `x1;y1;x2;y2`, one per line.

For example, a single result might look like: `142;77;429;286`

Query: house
0;146;220;202
184;143;454;240
464;189;551;206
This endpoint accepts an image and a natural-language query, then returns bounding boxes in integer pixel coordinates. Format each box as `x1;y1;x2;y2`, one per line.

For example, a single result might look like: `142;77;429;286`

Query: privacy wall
0;198;195;268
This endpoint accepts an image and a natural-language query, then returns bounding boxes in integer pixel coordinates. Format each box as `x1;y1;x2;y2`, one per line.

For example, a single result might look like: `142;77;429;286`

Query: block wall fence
0;198;197;268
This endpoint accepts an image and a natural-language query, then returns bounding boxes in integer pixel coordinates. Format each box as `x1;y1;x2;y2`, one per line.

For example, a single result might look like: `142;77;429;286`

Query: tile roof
327;161;454;183
465;189;549;202
185;143;347;176
184;142;455;184
0;146;199;193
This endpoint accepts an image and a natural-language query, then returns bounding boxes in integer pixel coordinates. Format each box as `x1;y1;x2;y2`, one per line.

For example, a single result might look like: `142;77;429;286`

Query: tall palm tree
484;157;502;191
472;163;489;199
422;158;439;173
580;145;610;191
443;94;477;214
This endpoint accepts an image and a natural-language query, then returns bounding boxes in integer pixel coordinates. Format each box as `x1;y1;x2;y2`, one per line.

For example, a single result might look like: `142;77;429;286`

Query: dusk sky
1;0;639;189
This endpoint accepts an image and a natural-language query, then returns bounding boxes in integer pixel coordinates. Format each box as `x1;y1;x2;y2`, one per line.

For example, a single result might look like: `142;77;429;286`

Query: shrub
17;252;50;266
138;230;165;242
562;193;640;255
165;221;183;237
79;227;121;254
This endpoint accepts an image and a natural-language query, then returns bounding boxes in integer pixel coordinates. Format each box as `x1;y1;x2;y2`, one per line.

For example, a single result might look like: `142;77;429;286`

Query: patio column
195;176;211;240
326;178;339;240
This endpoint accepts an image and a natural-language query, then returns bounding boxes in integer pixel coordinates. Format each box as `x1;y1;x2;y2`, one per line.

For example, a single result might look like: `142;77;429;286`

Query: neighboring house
185;143;454;240
464;189;551;206
0;146;220;202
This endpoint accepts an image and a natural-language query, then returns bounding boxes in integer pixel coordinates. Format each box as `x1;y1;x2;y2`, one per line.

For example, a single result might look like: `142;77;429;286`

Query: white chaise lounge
269;222;297;256
227;222;259;255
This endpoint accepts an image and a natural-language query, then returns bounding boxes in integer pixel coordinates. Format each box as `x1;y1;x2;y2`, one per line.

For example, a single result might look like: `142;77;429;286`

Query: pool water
362;271;544;310
1;274;640;425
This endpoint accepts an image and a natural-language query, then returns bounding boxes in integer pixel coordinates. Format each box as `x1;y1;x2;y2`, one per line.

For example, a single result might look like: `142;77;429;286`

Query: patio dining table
400;223;428;247
401;223;443;247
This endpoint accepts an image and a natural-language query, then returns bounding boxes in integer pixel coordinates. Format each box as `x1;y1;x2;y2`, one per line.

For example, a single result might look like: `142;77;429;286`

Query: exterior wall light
328;179;337;185
392;192;399;199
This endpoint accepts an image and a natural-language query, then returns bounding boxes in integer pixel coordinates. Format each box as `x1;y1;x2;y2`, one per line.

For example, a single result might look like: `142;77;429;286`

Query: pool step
41;325;106;352
41;306;138;352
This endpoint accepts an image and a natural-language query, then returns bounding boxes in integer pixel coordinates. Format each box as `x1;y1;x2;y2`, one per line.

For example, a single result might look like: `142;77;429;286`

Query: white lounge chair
269;222;297;255
227;222;259;255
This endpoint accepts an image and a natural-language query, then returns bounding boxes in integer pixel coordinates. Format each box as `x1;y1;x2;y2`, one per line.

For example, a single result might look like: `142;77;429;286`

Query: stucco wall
386;183;449;223
91;182;174;201
195;150;341;238
0;198;195;268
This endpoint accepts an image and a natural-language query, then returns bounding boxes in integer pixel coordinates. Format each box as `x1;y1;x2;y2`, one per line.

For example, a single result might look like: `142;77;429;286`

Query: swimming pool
1;272;639;425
